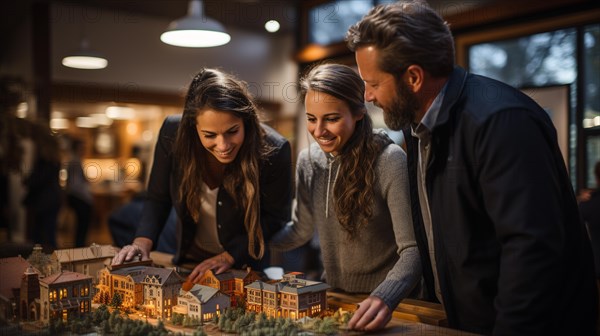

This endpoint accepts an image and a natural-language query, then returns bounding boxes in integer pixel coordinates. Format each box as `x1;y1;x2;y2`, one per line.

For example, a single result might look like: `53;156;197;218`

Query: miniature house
26;244;54;277
172;284;230;323
51;243;115;285
198;268;260;306
96;264;182;319
97;265;144;309
141;268;182;319
245;272;330;320
39;270;93;324
20;266;41;321
0;256;40;321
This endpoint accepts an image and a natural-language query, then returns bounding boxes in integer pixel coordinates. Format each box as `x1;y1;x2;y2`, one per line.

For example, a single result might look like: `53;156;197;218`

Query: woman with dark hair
113;68;292;282
271;63;421;331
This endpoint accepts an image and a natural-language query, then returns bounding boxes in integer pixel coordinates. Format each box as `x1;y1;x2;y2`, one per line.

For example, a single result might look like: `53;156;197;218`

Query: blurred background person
65;138;93;247
22;122;62;249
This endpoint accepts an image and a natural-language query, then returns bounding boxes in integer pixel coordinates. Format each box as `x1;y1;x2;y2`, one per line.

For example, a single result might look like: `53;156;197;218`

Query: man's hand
111;237;152;265
348;295;392;331
188;251;234;284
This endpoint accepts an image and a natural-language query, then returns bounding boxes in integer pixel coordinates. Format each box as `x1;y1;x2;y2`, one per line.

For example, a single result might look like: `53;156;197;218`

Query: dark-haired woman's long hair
174;68;270;259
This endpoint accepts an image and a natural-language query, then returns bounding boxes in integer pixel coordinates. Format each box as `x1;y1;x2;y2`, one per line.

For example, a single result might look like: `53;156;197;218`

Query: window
80;285;89;297
311;305;321;315
307;293;320;304
59;288;67;300
308;1;372;45
307;0;395;46
72;286;78;297
583;25;600;187
469;29;576;88
50;290;57;303
586;136;600;187
466;22;600;190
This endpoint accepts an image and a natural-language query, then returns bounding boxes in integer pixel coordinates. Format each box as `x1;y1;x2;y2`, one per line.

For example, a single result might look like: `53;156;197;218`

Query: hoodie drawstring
325;155;340;218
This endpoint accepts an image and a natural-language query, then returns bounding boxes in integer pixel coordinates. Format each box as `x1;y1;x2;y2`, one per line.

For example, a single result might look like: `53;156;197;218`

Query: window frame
455;9;600;191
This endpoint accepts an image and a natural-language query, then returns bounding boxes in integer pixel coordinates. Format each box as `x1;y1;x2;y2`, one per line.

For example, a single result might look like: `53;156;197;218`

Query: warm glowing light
161;0;230;48
62;56;107;70
50;118;70;130
106;106;135;120
126;122;138;135
265;20;280;33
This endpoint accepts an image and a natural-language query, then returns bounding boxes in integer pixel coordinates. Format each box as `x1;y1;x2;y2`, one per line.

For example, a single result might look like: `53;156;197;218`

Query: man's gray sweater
271;142;422;310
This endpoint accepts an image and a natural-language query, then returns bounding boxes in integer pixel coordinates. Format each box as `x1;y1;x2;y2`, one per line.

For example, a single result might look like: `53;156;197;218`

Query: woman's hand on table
111;237;152;265
188;251;234;284
348;295;392;331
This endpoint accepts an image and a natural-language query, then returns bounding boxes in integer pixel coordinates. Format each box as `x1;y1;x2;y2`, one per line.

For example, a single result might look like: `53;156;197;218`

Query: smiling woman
196;109;245;167
111;68;293;285
270;63;422;332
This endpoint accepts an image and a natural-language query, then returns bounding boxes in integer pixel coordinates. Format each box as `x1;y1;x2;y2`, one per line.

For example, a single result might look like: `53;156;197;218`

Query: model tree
110;292;123;309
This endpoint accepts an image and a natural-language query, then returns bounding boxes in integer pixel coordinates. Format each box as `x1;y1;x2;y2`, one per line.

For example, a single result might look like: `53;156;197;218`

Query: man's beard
382;80;420;131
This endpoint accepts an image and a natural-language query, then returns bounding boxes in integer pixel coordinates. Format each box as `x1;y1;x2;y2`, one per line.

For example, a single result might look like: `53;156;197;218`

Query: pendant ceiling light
62;38;107;70
160;0;231;48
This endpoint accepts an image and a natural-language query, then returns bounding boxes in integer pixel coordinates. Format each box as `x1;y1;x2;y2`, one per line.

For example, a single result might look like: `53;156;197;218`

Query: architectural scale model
245;272;330;320
172;284;230;324
39;270;93;324
0;243;350;336
96;261;183;319
197;268;260;307
51;243;115;284
0;255;40;321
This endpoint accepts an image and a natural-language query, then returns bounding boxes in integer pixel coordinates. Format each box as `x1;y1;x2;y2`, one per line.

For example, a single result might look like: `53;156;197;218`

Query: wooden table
148;252;478;335
327;291;478;335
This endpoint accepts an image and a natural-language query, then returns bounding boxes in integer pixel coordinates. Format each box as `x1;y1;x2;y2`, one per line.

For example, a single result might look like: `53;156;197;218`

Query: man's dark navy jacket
403;66;598;335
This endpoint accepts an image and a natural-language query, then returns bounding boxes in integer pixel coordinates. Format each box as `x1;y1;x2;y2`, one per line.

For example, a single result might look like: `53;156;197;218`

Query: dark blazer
403;66;598;335
136;115;292;270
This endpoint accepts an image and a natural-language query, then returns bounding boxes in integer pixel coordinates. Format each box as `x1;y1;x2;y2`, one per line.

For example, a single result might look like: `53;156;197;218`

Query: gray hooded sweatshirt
271;139;422;310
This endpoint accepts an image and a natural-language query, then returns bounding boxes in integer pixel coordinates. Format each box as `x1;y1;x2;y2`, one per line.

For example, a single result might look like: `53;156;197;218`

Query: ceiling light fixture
265;20;280;33
62;38;108;70
160;0;231;48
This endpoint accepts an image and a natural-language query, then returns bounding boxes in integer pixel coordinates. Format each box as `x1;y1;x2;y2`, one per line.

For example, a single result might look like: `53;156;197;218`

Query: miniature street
0;243;476;335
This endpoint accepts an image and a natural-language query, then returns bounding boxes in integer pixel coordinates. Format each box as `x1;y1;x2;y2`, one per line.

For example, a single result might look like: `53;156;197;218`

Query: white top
191;182;224;255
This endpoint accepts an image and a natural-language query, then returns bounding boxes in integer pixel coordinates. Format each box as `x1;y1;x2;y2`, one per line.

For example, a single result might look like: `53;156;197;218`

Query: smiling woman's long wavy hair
174;68;269;259
300;63;393;239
